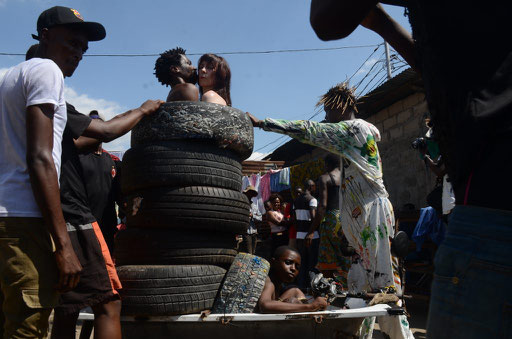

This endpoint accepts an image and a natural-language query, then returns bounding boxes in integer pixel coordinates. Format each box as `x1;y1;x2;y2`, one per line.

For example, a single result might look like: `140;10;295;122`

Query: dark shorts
55;221;121;314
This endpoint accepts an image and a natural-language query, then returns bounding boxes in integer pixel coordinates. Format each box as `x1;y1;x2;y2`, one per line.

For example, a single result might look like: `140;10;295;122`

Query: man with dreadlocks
154;47;199;102
248;83;413;338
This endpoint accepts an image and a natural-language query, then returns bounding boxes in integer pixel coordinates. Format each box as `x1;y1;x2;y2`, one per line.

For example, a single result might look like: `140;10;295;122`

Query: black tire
114;228;239;267
211;253;270;314
115;227;238;250
130;101;254;160
125;186;249;233
121;141;242;194
117;265;226;316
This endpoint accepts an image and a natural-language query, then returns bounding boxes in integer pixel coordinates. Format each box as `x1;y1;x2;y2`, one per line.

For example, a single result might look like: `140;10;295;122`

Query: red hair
198;53;232;106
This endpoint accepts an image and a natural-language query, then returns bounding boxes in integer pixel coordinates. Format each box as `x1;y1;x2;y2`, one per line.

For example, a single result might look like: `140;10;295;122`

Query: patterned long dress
261;118;413;339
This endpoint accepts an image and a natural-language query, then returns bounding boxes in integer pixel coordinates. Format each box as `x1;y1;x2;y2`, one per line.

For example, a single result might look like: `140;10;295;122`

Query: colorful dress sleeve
262;118;382;175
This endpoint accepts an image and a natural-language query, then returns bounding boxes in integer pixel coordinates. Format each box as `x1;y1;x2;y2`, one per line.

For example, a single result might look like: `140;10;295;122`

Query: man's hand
54;243;82;292
305;232;315;248
139;99;164;116
309;296;328;311
246;112;262;128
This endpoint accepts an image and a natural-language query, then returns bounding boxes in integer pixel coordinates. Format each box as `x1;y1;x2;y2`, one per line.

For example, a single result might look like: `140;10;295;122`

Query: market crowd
1;1;510;339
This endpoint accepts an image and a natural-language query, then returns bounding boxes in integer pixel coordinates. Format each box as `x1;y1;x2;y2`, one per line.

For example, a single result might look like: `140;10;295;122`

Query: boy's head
271;246;301;284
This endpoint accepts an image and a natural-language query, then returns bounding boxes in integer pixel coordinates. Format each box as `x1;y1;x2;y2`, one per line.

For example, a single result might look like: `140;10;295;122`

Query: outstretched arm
310;0;378;40
310;1;417;71
249;113;353;158
82;100;163;142
360;4;417;71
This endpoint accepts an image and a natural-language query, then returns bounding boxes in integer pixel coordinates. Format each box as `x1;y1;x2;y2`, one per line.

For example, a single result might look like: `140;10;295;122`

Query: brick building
266;68;436;212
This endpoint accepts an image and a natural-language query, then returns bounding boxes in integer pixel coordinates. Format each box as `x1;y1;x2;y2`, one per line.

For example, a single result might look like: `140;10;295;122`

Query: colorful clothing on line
270;171;290;192
259;173;271;202
279;167;290;185
317;209;351;289
262;118;413;339
289;158;325;199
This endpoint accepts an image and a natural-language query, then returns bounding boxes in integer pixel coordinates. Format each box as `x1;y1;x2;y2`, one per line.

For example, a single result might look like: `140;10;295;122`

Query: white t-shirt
0;58;67;217
296;197;319;240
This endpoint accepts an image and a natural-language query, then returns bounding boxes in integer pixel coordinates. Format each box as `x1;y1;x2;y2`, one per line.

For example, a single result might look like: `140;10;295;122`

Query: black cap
32;6;106;42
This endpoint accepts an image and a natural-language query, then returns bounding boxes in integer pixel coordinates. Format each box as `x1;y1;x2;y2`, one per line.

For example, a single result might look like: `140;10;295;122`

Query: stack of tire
114;102;254;317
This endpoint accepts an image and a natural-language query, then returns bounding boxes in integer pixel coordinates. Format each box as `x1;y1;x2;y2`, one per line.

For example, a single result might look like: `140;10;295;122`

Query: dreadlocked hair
316;82;358;115
154;47;187;87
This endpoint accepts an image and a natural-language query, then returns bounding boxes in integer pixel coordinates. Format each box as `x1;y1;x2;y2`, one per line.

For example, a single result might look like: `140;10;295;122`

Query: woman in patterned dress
247;83;413;339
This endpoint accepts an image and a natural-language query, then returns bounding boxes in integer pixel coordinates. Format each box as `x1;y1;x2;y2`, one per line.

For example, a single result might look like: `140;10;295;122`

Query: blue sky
0;0;412;158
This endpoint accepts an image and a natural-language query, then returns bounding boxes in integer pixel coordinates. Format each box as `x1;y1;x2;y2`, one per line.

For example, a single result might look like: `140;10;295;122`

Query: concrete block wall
367;92;436;211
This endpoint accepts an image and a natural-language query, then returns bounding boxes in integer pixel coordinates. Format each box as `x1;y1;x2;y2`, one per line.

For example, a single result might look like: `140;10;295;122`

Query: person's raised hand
139;99;164;116
54;243;82;293
246;112;262;128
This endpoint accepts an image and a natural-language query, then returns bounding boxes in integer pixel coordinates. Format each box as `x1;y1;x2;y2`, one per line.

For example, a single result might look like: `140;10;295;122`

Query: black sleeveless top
326;172;339;211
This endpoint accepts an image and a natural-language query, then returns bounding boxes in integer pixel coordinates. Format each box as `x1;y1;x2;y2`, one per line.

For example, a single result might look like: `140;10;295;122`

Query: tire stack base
115;102;253;317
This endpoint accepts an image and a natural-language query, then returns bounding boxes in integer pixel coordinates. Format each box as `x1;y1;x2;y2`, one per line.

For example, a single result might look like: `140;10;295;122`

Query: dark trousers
296;238;320;290
240;233;258;254
270;232;289;257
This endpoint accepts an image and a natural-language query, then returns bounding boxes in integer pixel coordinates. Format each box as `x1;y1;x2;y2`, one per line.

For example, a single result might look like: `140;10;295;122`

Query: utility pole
384;41;392;80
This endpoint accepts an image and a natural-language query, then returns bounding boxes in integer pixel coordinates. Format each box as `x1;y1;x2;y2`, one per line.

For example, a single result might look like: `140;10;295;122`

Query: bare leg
50;310;79;339
91;299;121;339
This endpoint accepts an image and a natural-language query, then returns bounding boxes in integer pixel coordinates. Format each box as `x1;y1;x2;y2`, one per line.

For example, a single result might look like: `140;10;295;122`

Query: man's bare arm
360;4;417;71
310;1;417;71
81;100;163;142
26;104;82;292
310;0;378;40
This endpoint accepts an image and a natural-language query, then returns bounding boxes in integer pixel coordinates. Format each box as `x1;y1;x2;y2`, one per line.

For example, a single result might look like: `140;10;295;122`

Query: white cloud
355;58;379;77
247;152;270;161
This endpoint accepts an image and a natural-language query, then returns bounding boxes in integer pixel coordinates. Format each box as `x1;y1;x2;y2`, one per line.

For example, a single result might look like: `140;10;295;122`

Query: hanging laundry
259;173;271;203
290;158;325;198
270;171;290;192
279;167;290;186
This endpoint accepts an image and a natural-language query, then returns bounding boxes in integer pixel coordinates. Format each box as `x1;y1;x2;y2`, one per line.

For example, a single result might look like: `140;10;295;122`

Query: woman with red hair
198;53;232;106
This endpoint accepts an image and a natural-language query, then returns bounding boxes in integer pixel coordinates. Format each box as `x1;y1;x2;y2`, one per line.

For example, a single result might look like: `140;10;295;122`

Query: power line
0;44;381;58
253;135;288;152
347;44;383;82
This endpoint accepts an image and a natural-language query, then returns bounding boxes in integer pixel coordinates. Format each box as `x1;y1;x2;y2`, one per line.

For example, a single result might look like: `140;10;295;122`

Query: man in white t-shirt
0;6;105;338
